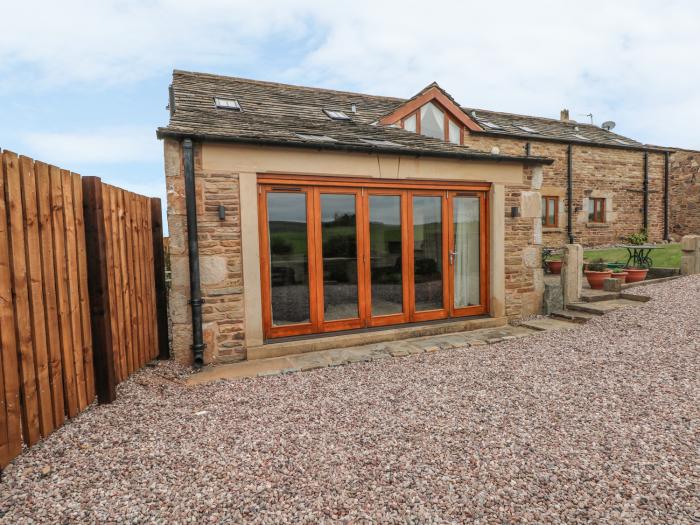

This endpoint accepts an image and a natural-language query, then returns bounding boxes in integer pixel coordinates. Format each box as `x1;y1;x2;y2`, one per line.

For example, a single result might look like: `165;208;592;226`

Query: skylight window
295;133;337;142
515;124;538;134
360;138;405;147
573;134;590;141
481;121;502;130
613;138;631;145
214;97;241;110
323;109;351;121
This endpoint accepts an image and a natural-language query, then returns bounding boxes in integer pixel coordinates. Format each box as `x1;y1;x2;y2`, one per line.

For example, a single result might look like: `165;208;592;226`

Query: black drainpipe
567;143;574;244
183;138;205;368
643;151;649;232
663;151;670;240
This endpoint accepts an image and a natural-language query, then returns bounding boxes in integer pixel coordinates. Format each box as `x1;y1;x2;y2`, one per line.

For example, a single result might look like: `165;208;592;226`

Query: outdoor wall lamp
218;204;226;220
511;206;520;218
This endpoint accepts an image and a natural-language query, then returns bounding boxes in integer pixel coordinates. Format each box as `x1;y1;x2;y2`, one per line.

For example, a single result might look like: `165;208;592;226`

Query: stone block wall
670;149;700;238
165;139;246;365
463;132;666;247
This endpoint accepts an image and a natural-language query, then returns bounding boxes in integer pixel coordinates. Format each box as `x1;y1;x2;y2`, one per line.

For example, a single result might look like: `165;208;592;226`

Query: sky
2;0;699;232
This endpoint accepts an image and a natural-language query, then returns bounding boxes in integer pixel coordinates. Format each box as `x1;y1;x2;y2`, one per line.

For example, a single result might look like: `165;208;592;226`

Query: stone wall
462;132;666;247
670;149;700;238
165;139;246;365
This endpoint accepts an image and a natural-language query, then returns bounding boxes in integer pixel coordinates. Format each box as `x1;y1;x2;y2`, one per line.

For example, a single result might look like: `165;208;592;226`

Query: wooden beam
150;198;170;360
81;177;116;404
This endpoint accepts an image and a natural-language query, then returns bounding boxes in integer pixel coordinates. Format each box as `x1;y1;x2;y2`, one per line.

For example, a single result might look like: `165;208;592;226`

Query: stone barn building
158;70;678;366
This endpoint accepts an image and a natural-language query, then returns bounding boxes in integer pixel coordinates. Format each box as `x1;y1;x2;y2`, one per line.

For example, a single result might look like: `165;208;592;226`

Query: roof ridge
172;69;405;103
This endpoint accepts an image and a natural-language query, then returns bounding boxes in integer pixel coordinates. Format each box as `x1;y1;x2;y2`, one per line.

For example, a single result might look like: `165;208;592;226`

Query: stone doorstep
186;324;539;385
246;316;508;361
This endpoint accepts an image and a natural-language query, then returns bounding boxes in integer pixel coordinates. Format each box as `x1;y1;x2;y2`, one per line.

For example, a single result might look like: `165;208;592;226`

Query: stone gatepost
680;235;700;275
561;244;583;305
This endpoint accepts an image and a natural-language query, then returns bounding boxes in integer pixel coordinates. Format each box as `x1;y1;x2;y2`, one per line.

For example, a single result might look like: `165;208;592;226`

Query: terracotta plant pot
584;270;613;290
625;268;648;283
610;271;628;283
547;260;563;274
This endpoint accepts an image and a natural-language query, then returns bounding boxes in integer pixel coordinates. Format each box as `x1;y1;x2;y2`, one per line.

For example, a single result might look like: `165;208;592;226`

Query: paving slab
567;298;642;315
520;318;579;332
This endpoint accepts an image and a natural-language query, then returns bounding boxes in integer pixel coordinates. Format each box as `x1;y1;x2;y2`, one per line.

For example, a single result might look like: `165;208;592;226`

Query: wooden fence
0;151;168;469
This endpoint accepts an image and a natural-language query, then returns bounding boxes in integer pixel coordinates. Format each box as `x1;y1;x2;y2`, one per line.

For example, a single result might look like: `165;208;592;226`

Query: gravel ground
1;277;699;524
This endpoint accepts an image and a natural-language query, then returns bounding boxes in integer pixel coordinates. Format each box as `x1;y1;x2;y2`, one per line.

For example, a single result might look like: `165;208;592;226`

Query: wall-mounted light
218;204;226;221
511;206;520;218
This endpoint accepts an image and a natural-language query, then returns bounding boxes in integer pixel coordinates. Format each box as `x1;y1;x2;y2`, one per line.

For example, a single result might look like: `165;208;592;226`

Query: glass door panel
412;195;444;313
368;195;404;317
267;192;311;327
452;196;480;309
320;193;359;322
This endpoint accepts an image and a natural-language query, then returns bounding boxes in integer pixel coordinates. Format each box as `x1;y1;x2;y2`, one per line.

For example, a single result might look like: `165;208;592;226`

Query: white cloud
2;0;700;148
21;126;161;165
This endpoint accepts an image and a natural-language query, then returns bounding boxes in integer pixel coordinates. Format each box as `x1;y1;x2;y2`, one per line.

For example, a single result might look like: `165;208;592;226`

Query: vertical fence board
123;191;138;373
72;173;95;402
34;162;65;429
151;198;169;360
0;152;23;468
116;190;134;375
5;152;41;445
49;165;78;418
61;170;87;411
82;177;116;405
109;186;127;381
130;194;145;369
19;157;55;437
101;186;120;382
143;198;156;360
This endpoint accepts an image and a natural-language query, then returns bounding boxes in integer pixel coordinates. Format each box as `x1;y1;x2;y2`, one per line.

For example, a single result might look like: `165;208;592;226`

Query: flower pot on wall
625;268;648;283
584;270;613;290
547;260;563;274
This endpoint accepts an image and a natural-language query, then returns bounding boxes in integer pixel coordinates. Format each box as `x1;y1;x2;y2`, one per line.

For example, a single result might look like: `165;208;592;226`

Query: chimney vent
560;109;570;122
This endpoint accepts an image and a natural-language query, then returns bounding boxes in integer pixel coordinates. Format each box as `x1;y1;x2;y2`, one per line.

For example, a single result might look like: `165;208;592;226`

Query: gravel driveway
1;277;699;524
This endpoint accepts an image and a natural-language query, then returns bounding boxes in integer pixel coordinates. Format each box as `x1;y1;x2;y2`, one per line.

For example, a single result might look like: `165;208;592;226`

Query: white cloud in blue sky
1;0;699;231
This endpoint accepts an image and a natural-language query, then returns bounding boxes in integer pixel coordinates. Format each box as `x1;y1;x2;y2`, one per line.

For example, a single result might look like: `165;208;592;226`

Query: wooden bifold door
258;176;489;340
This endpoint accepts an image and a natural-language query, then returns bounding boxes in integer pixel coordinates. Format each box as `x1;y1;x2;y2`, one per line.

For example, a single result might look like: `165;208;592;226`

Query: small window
613;138;631;145
420;101;445;140
516;124;538;134
481;121;502;130
403;113;417;132
295;133;337;142
573;134;590;141
542;196;559;227
448;120;461;144
214;97;241;110
588;198;606;223
323;109;350;121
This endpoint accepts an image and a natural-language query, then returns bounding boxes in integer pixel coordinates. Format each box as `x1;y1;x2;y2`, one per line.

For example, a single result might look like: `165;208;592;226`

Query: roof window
573;134;590;141
613;138;631;145
515;124;538;134
360;138;405;147
214;97;241;110
295;133;337;142
323;109;351;121
481;121;502;130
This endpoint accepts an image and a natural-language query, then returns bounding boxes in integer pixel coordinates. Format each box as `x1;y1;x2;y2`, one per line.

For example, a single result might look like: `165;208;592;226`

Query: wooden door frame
258;176;491;340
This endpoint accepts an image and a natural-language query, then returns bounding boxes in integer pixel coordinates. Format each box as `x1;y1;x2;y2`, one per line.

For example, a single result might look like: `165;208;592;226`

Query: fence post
150;198;170;360
82;177;116;404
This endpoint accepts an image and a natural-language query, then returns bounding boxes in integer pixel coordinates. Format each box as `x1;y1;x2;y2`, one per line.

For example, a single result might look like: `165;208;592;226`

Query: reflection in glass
420;102;445;140
321;194;359;321
267;192;309;326
413;196;443;311
369;196;403;316
453;197;480;308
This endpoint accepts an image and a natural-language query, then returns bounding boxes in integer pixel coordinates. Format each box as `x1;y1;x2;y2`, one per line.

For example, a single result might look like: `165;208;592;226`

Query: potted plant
584;259;613;289
542;247;563;274
611;268;628;283
625;267;648;283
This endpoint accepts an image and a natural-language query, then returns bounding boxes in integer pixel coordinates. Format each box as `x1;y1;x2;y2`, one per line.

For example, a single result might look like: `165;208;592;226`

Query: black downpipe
663;151;670;240
183;139;205;368
567;144;574;244
643;151;649;232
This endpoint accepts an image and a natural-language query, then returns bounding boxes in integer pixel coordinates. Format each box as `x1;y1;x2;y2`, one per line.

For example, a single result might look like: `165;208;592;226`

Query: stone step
567;298;642;315
520;318;580;332
580;289;621;302
550;309;597;323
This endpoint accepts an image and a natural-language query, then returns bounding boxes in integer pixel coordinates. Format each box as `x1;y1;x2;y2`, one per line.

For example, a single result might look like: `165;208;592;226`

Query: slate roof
157;70;651;163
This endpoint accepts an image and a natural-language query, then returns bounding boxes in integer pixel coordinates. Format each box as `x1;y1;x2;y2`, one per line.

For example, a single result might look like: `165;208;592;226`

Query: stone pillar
680;235;700;275
561;244;583;305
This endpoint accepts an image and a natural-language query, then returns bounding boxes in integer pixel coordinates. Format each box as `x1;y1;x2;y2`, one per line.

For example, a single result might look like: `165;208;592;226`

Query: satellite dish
601;121;616;131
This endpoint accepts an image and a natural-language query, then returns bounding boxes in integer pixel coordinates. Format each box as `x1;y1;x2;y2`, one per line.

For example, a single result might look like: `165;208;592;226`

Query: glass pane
413;196;443;311
267;192;310;326
403;114;416;133
548;198;556;225
541;197;547;225
453;197;480;308
588;198;595;222
369;195;403;316
321;194;359;321
448;120;460;144
420;102;445;140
